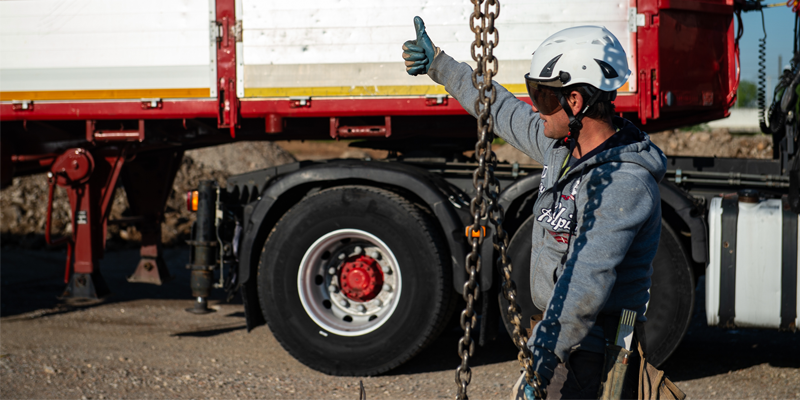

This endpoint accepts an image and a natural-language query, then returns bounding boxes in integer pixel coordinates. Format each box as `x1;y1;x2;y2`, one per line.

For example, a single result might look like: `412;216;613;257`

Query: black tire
644;221;695;367
500;215;540;339
500;217;694;368
257;186;454;376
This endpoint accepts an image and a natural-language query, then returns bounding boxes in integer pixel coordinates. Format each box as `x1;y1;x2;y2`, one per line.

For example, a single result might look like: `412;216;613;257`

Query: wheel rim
297;229;402;336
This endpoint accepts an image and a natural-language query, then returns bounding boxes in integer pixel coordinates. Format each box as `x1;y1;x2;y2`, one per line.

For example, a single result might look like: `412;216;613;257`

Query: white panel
734;200;783;328
0;66;209;91
209;0;218;97
244;60;530;89
236;41;245;97
0;0;211;70
241;0;633;88
235;0;244;97
706;197;722;326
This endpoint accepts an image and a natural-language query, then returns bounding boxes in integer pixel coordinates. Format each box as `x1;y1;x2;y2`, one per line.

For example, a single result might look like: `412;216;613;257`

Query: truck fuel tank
706;192;799;330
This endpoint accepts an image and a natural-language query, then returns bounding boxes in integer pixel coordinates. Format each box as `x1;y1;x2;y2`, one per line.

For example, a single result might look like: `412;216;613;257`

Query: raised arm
402;17;553;164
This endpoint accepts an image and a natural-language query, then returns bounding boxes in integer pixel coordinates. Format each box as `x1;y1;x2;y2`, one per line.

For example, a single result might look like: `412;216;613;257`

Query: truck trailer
1;0;798;376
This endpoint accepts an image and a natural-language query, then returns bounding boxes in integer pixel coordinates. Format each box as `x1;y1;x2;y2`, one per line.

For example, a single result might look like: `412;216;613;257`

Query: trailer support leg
127;241;172;285
63;271;110;300
52;148;127;300
121;150;183;285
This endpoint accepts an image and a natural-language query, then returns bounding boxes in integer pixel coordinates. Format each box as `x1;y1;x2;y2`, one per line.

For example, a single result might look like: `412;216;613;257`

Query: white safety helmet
526;25;630;91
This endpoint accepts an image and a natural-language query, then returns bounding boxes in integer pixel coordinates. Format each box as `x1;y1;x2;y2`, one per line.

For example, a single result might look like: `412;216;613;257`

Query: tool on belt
598;309;686;400
598;309;637;400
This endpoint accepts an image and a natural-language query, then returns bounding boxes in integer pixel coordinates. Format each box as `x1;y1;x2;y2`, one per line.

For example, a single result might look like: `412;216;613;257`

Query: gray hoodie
428;52;667;383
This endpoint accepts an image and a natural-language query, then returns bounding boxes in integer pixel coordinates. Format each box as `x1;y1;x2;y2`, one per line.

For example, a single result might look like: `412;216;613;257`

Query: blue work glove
523;382;537;400
402;16;438;75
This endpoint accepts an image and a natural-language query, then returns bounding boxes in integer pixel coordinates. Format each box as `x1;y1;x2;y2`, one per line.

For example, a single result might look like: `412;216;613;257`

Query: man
403;17;667;399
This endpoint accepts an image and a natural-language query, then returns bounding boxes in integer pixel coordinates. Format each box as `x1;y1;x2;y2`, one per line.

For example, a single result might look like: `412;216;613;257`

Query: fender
658;180;708;264
229;160;470;329
471;173;542;293
498;173;543;212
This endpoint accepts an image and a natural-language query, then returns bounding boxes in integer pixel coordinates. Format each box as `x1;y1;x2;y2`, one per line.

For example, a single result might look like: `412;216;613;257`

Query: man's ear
568;90;583;115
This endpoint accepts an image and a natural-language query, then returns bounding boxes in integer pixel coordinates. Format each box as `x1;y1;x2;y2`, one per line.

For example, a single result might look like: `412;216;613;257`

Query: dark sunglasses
524;73;563;116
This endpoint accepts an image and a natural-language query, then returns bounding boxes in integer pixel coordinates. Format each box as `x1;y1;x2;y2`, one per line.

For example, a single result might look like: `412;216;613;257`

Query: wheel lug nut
353;246;363;255
357;305;367;313
338;253;346;260
374;300;382;307
381;265;391;274
339;299;349;308
328;285;339;293
384;284;393;293
328;267;337;275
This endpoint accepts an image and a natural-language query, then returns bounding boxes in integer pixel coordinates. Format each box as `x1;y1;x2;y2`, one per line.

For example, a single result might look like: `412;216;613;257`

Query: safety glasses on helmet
524;73;563;116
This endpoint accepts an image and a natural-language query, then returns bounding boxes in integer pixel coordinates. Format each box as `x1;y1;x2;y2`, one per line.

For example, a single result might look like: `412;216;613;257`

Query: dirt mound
0;142;295;249
648;128;772;159
491;128;773;164
0;173;73;248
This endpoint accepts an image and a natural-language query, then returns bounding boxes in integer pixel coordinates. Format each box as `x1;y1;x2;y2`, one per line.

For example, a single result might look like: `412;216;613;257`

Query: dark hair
565;84;616;120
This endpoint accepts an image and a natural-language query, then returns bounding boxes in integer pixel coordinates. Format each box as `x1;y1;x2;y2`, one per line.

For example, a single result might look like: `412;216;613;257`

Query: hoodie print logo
561;177;581;201
537;176;581;235
571;178;581;196
539;165;549;194
537;202;573;232
548;231;570;244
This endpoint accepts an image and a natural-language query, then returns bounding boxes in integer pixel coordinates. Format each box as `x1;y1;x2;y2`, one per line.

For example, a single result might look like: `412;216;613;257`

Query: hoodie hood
564;116;667;183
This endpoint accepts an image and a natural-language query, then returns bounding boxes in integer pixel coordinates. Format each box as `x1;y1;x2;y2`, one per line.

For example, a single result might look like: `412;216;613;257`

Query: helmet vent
539;54;563;78
594;59;619;79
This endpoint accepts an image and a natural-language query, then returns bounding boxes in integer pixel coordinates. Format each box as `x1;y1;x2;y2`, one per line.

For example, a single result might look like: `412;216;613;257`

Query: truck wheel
499;215;540;341
644;221;694;367
257;186;454;376
500;217;694;368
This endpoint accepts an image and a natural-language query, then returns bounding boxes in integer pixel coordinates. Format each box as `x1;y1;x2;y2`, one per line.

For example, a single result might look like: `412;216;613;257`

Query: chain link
456;1;546;399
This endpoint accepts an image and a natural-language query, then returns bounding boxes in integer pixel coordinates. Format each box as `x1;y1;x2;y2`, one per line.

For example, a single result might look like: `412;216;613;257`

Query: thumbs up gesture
403;16;439;76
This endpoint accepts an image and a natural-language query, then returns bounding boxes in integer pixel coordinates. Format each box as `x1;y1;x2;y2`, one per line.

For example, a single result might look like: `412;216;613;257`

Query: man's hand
403;16;438;75
511;371;548;400
523;382;538;400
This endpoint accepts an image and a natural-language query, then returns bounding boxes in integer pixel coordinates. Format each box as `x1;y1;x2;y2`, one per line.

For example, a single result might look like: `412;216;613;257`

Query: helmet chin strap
556;88;606;155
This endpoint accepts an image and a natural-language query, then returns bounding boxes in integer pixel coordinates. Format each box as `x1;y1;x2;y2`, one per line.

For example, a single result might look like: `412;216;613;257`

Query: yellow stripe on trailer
243;82;630;99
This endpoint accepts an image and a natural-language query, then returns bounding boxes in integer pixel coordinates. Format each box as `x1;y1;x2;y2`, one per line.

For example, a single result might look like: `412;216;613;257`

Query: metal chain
456;0;546;399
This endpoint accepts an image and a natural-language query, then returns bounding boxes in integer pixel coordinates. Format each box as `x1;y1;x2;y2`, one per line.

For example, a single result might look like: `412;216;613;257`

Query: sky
737;5;796;101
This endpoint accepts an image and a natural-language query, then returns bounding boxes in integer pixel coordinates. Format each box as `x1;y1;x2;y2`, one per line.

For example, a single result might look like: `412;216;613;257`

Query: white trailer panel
241;0;636;98
0;0;214;100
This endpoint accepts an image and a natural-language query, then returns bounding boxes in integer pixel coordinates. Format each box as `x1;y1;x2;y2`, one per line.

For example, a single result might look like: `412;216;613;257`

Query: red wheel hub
339;255;384;301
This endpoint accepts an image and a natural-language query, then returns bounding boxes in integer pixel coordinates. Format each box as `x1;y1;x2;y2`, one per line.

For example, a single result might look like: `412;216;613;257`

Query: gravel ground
1;247;799;399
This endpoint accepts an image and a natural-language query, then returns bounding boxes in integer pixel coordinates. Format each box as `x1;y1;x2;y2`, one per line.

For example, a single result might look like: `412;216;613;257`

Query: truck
1;0;797;377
